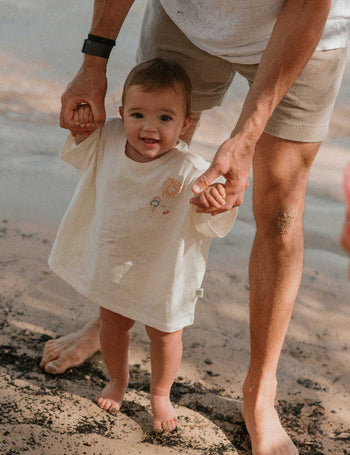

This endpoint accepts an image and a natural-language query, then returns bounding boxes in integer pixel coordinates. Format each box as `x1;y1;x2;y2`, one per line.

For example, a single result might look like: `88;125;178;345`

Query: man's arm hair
90;0;135;39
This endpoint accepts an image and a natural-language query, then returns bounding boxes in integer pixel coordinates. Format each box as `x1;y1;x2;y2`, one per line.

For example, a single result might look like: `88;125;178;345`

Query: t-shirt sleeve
59;129;101;171
193;206;238;238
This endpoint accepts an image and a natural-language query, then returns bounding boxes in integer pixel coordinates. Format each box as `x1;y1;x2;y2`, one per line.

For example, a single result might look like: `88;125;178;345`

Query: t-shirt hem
49;262;194;333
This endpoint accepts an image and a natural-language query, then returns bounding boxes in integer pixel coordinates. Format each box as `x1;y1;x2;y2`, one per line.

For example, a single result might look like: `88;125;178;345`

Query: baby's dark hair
122;58;192;116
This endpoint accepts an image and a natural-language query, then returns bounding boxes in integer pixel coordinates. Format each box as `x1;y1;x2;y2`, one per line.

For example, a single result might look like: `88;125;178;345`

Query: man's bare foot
242;404;298;455
151;395;178;433
242;378;298;455
40;318;100;374
96;379;127;413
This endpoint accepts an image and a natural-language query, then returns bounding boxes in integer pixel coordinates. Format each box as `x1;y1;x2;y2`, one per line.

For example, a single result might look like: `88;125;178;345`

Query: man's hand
60;57;108;135
190;135;253;215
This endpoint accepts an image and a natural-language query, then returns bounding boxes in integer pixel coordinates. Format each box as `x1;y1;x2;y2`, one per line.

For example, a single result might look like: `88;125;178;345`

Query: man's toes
40;349;56;367
44;360;68;374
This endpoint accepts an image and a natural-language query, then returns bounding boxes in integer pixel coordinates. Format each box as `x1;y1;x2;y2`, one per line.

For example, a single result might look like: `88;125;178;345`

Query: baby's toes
164;417;178;432
96;396;117;412
153;419;163;433
96;396;108;410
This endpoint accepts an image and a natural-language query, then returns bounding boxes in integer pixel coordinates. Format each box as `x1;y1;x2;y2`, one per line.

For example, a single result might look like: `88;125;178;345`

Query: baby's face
120;84;191;163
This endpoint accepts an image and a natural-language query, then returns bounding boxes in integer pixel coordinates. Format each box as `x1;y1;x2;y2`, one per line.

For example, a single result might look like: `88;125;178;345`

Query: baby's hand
195;183;226;212
70;104;96;144
73;103;95;128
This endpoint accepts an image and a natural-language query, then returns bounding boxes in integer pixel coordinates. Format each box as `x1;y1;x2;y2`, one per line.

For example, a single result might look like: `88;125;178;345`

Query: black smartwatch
82;34;116;59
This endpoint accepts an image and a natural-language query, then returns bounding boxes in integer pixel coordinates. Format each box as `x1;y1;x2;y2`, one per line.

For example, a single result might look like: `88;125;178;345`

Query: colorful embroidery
162;177;182;199
150;197;161;208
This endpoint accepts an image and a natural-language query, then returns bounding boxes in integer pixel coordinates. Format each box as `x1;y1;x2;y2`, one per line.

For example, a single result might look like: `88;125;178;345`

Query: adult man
41;1;349;454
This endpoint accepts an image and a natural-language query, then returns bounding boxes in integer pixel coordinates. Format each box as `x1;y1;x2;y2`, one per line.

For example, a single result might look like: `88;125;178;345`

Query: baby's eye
160;114;172;122
131;112;143;119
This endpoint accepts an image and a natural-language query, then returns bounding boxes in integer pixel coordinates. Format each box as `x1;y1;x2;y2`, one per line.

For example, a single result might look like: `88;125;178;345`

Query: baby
48;58;237;432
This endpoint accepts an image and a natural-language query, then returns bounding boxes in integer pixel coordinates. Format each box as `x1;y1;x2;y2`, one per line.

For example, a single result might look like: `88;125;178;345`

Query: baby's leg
97;308;135;413
145;326;183;432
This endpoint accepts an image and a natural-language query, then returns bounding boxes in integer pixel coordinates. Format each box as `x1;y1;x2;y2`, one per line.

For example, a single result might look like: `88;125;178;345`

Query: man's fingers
60;100;80;129
192;167;222;194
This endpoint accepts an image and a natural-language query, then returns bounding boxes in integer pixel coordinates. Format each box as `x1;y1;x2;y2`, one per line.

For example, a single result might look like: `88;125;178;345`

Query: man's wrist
232;102;269;145
82;53;109;71
82;34;116;59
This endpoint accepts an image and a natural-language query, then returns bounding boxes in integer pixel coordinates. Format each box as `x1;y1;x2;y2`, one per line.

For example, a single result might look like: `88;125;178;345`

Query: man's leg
242;132;321;455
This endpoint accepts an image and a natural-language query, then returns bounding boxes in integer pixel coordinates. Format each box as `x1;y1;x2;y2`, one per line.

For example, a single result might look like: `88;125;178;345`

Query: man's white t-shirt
48;119;237;332
160;0;350;64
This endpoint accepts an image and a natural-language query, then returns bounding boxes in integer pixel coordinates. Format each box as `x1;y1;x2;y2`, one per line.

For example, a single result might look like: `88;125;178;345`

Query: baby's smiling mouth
141;137;159;144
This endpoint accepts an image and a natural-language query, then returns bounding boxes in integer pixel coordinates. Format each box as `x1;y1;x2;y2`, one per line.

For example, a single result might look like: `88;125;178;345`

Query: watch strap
82;34;116;59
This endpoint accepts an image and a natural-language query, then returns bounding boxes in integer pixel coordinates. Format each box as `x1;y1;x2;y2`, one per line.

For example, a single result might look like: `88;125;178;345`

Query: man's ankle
243;373;277;407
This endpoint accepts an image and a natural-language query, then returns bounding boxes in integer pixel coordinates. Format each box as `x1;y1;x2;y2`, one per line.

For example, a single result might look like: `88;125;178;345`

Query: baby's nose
143;119;157;132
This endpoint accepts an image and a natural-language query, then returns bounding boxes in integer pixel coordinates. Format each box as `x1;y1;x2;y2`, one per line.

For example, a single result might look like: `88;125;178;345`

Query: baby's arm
195;183;226;213
71;104;96;144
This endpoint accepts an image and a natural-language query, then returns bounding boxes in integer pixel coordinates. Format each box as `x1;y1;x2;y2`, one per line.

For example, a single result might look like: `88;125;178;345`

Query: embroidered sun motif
161;178;182;199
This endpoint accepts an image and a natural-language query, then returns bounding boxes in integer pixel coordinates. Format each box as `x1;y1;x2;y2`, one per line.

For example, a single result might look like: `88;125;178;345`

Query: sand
1;2;350;454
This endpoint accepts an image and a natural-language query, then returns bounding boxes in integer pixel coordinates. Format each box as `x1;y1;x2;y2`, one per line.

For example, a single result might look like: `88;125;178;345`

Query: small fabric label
195;288;204;298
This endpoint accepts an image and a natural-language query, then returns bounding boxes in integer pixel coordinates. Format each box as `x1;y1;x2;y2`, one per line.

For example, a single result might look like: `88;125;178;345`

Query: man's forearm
90;0;135;39
82;0;136;68
233;0;332;142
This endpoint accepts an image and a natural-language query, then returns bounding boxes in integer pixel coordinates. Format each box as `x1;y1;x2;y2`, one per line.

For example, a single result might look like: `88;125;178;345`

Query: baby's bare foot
40;318;100;374
242;404;298;455
151;395;178;433
96;380;127;413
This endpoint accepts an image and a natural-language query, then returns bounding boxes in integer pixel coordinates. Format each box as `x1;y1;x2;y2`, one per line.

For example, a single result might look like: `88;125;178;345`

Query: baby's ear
119;106;124;120
181;115;192;135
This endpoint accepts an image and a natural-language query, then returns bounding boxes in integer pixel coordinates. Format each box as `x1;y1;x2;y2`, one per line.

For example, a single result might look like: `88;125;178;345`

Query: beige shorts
137;0;347;142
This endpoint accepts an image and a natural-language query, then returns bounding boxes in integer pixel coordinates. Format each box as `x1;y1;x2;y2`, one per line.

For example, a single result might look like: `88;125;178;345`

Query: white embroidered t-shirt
48;118;237;332
160;0;350;64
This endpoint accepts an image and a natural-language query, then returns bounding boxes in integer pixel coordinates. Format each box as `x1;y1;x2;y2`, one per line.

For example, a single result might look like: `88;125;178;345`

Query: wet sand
1;2;350;454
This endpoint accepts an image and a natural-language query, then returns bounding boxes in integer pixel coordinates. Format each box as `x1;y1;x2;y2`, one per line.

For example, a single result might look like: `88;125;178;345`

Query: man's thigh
136;0;235;111
235;47;347;143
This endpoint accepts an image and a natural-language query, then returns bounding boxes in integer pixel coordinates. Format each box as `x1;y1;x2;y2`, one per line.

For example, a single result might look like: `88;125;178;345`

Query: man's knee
274;208;298;236
255;204;300;237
